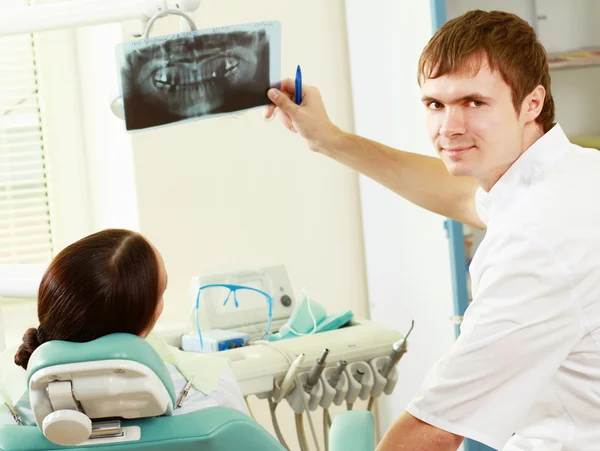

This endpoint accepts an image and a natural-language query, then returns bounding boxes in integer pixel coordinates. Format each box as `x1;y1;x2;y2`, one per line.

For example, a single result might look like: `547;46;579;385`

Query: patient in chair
0;228;249;425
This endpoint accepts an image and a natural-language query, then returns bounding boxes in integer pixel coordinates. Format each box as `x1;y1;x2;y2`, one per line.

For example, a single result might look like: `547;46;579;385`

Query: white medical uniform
406;124;600;450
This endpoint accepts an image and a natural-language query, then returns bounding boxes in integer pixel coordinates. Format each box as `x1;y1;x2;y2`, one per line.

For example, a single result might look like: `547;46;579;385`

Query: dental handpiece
328;360;347;389
382;320;415;377
276;353;305;403
305;348;329;392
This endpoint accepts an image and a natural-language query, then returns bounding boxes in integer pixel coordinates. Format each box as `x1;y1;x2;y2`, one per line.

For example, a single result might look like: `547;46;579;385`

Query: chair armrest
329;411;374;451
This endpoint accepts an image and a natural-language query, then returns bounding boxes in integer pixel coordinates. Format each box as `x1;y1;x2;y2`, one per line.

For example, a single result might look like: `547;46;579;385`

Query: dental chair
0;333;375;450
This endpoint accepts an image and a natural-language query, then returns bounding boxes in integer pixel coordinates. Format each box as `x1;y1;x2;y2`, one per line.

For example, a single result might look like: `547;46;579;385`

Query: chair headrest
26;333;176;446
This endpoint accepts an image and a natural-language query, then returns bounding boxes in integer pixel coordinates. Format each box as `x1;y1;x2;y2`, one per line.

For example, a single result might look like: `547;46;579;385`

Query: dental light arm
0;0;200;37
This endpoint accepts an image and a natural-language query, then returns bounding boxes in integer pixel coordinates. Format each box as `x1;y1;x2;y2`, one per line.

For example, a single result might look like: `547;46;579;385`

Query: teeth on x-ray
116;21;281;132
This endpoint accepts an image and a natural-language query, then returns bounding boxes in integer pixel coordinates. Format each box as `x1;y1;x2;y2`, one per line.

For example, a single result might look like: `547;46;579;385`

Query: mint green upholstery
27;333;176;406
329;411;375;450
0;407;284;451
0;334;375;451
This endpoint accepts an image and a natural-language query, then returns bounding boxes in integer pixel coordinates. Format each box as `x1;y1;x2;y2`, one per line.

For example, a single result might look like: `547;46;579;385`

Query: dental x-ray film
116;21;281;131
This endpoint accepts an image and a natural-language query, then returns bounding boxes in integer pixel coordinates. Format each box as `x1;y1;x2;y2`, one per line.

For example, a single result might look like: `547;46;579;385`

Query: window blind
0;1;55;264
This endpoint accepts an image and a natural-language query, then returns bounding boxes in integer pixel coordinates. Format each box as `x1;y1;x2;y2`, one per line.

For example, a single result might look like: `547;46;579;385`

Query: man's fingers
278;78;296;95
266;79;304;132
275;109;296;133
267;88;298;115
264;104;276;119
284;120;298;133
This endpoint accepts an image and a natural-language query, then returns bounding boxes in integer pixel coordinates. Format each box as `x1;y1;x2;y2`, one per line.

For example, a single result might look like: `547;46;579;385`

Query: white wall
74;24;140;232
130;0;370;327
344;0;458;439
127;1;372;449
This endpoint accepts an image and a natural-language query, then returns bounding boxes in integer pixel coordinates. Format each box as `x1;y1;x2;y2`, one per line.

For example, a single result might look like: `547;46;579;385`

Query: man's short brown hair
418;10;555;132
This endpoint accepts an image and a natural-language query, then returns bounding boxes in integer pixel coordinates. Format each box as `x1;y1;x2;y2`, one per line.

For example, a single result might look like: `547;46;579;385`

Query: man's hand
265;79;342;153
377;412;463;451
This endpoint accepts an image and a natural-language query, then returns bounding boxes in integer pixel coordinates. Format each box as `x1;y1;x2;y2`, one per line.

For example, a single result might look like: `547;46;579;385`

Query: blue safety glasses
194;283;273;350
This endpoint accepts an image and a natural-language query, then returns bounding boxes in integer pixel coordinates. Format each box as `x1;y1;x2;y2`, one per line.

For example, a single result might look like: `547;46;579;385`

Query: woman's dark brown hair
14;229;161;370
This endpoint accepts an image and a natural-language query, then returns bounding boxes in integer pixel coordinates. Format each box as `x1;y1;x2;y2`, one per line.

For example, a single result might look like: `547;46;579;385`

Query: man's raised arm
265;81;484;229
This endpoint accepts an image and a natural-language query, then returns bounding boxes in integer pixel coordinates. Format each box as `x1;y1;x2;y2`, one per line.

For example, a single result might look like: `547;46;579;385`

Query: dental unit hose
305;348;329;392
268;398;290;451
296;413;310;451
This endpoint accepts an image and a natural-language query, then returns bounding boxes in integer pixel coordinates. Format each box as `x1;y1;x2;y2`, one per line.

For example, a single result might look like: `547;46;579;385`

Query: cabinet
434;1;600;450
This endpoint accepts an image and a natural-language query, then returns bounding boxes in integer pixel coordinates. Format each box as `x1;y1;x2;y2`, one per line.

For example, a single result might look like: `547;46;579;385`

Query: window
0;3;55;265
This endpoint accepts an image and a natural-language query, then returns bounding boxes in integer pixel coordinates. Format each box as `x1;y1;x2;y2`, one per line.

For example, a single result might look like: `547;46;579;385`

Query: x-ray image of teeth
116;21;281;131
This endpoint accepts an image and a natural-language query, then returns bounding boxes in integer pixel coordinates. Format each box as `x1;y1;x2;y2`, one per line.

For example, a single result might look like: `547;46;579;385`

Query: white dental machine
160;264;409;403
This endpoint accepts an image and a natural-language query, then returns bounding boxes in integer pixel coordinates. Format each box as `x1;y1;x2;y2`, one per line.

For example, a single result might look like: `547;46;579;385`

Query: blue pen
295;65;302;105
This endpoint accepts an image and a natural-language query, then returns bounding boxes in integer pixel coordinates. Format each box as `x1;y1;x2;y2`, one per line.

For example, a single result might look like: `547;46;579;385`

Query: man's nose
439;109;466;138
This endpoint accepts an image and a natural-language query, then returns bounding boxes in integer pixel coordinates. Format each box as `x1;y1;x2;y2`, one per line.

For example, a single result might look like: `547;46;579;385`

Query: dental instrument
4;403;22;426
275;353;305;404
305;348;329;392
367;320;415;412
328;360;347;389
381;320;415;378
175;375;194;409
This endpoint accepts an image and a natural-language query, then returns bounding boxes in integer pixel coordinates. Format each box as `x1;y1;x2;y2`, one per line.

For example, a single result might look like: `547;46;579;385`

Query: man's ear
521;85;546;124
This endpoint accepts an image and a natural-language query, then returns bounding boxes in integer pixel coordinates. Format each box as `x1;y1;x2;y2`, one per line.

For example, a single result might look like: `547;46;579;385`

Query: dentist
265;9;600;451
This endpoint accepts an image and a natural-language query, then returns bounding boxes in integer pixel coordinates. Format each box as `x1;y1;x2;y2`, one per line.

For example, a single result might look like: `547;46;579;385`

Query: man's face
421;57;526;191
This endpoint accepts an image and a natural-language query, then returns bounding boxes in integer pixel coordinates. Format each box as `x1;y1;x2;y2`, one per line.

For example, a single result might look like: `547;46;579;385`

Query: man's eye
468;100;484;107
428;101;443;110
